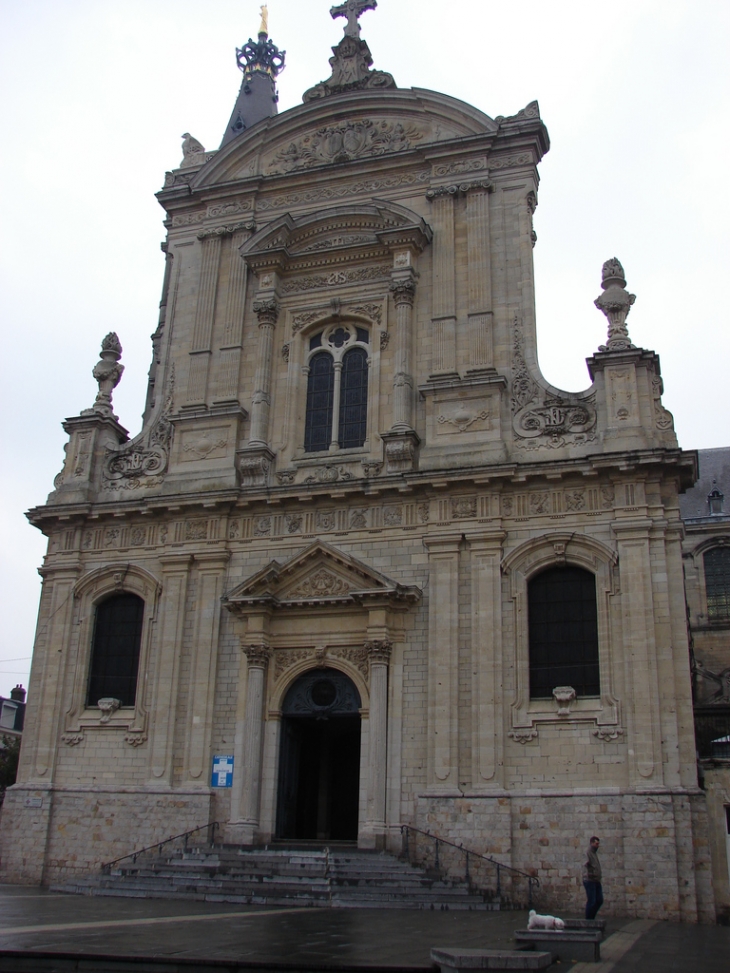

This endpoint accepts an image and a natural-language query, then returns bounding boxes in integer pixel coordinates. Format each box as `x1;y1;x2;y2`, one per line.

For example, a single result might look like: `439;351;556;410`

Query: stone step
52;845;507;912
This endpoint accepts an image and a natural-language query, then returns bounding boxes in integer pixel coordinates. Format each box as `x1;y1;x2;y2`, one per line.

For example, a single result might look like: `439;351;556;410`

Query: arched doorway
276;668;361;841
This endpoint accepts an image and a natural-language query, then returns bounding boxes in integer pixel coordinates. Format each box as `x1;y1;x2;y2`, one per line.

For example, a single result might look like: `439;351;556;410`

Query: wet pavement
0;884;728;972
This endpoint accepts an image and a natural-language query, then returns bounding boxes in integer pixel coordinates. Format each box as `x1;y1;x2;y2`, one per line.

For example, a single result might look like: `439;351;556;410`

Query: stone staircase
53;843;498;910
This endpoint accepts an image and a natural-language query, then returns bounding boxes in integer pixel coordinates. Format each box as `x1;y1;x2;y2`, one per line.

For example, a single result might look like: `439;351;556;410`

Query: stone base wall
415;790;715;922
0;784;212;884
701;765;730;923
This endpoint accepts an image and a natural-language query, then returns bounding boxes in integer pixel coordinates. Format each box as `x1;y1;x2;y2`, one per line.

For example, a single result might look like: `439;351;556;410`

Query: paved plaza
1;885;729;972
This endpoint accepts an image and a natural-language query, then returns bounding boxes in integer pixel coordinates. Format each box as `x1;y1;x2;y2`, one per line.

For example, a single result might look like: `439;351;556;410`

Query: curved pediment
223;540;421;612
240;201;432;266
192;88;499;189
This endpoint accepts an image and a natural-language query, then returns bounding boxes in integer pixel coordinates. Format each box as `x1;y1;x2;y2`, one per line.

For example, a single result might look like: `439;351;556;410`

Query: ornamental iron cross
330;0;377;38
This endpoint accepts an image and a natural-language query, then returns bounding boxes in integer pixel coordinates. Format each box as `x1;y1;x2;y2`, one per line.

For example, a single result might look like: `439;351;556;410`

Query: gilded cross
330;0;377;38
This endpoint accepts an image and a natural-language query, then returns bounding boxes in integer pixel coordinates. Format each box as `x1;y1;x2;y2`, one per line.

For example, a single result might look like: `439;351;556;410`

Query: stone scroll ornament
594;257;636;350
103;366;175;488
511;317;597;447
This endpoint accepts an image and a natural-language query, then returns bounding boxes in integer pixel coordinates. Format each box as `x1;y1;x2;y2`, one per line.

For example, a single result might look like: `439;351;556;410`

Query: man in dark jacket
582;836;603;919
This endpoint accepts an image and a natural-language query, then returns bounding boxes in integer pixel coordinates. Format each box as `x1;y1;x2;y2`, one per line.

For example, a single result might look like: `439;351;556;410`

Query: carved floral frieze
256;171;431;212
282;265;390;294
268;120;424;174
284;568;352;599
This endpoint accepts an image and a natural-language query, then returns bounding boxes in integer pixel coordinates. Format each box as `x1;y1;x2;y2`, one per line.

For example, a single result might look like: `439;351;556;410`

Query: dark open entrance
276;668;361;841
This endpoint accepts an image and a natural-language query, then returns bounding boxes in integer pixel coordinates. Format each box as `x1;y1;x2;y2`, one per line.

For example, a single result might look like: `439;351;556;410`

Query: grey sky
1;0;728;692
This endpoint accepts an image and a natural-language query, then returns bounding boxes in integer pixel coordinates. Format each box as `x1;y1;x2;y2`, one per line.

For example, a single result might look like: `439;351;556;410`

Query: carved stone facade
0;8;717;925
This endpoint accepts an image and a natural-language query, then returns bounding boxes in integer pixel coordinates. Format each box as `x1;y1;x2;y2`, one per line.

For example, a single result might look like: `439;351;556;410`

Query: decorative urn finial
594;257;636;351
89;332;124;418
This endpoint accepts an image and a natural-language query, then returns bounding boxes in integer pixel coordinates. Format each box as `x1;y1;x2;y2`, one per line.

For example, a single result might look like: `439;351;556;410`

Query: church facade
0;5;716;921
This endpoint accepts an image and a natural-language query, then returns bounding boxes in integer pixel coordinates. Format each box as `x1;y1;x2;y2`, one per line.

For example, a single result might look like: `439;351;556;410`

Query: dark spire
220;6;286;150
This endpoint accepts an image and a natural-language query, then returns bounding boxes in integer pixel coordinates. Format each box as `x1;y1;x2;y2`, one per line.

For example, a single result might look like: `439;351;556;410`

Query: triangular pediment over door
223;540;420;612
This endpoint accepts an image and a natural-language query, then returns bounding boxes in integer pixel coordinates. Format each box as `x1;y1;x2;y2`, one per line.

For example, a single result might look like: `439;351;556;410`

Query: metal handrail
101;821;221;874
400;824;539;908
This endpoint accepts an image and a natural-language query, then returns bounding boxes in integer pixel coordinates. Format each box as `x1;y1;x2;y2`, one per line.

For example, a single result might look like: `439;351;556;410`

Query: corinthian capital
365;639;393;664
242;642;272;667
252;298;280;326
389;278;416;308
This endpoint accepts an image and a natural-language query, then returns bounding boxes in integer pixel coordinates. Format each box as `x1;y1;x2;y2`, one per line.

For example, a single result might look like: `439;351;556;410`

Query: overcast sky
1;0;728;695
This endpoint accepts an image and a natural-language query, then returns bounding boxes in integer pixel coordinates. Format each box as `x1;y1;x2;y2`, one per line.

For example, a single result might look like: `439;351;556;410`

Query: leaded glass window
303;325;369;453
528;566;600;698
338;347;368;449
304;352;334;452
87;594;144;707
705;547;730;621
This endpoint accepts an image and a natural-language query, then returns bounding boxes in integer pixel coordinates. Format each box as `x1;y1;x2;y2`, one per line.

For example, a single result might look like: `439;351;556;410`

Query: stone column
363;638;392;848
330;359;344;449
389;277;417;432
424;535;461;793
215;227;253;404
185;233;222;406
184;553;230;782
248;298;279;446
470;532;506;789
465;184;494;372
238;642;271;844
238;296;279;487
612;518;663;785
149;554;192;783
428;191;457;378
32;566;80;780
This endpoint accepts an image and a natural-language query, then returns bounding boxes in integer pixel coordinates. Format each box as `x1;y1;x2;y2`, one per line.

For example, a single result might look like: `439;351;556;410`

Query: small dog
527;909;565;931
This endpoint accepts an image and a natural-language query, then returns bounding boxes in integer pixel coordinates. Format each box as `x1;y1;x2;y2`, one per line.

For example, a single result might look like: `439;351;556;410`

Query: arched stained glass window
528;566;600;698
705;547;730;621
87;594;144;707
304;352;334;452
338;347;368;450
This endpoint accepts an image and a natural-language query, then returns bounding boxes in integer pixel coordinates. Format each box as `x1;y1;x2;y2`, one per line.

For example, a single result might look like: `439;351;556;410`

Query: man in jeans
583;836;603;919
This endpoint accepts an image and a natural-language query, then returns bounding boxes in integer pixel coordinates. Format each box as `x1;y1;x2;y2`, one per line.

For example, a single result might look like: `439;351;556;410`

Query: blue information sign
211;754;234;788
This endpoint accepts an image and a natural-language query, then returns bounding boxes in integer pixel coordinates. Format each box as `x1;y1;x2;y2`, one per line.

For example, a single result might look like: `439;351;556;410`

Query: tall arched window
338;347;368;450
304;325;369;452
528;566;600;698
87;594;144;707
304;352;335;452
705;547;730;621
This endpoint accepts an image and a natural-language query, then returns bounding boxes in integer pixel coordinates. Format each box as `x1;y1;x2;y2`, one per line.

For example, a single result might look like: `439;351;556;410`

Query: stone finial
89;332;124;418
594;257;636;351
304;0;394;101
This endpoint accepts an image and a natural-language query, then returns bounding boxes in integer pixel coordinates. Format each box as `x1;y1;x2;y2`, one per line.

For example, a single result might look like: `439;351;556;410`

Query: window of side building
705;547;730;621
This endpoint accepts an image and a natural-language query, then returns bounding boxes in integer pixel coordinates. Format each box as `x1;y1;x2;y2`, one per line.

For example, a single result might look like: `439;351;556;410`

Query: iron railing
695;706;730;759
400;824;539;909
101;821;220;874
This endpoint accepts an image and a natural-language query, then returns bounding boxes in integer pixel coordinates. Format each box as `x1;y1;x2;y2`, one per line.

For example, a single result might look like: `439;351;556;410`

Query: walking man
583;836;603;919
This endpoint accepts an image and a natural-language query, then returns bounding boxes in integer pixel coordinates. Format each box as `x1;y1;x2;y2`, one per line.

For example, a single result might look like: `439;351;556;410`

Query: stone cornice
26;448;698;531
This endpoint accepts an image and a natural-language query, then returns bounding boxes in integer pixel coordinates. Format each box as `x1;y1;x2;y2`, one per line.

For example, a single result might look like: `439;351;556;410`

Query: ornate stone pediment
186;91;501;189
223;539;420;612
240;201;431;274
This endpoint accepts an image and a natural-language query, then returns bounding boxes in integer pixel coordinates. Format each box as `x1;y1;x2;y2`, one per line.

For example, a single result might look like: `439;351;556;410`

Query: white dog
527;909;565;931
